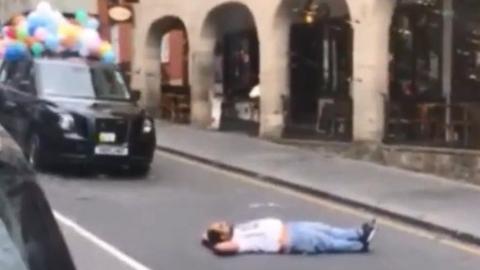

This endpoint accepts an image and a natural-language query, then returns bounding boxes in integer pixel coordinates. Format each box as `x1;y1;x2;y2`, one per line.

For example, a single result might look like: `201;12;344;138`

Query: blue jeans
285;222;363;254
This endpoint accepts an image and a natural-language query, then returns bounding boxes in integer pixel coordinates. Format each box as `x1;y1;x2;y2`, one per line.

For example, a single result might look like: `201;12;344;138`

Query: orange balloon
25;37;38;47
11;15;26;26
61;35;77;48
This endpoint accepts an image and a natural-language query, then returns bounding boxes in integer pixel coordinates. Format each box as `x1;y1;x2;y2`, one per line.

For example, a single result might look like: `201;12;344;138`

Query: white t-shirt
232;218;284;253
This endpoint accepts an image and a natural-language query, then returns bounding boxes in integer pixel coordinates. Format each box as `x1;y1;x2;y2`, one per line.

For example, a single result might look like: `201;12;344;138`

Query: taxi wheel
130;164;150;176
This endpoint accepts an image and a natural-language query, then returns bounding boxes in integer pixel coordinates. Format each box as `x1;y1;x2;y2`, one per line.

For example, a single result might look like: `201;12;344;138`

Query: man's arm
201;233;213;248
212;241;239;255
200;233;239;255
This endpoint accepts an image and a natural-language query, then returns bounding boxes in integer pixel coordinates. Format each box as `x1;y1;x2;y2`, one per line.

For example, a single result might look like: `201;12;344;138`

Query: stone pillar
348;0;395;143
189;36;214;128
258;16;290;139
130;12;160;115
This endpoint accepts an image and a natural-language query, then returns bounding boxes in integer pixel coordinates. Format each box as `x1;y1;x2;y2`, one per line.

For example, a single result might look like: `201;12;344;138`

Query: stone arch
274;0;353;140
197;1;260;134
144;16;190;122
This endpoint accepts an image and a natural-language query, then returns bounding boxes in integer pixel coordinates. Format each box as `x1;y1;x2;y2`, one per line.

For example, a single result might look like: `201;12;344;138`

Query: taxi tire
130;163;150;176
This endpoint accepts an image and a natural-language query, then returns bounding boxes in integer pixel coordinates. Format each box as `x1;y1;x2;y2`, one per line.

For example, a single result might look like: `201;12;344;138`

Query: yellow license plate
99;132;116;143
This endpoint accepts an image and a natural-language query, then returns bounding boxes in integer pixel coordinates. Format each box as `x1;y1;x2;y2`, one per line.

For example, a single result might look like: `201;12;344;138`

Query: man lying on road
202;217;376;256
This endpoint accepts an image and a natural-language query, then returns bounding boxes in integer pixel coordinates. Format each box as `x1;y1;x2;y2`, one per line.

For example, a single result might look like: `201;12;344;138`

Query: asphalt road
37;151;480;270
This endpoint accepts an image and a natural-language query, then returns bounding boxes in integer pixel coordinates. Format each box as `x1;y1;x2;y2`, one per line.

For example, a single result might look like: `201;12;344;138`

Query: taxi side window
5;61;35;94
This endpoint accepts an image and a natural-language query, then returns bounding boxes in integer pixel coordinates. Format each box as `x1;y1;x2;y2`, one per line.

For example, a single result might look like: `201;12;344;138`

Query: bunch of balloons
0;1;115;63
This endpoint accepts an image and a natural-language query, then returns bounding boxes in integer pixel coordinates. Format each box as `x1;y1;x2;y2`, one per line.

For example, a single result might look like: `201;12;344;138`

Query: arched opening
278;0;353;141
201;2;260;135
146;16;190;123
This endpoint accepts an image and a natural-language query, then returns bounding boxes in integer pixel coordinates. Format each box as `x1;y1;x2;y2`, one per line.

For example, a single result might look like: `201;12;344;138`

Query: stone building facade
129;0;396;143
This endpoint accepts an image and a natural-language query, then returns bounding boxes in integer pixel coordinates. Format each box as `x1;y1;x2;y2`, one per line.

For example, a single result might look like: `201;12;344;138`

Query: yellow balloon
59;23;81;40
99;42;112;55
58;24;69;37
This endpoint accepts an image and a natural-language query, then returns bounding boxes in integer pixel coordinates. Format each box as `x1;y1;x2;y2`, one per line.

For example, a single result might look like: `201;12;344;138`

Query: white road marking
53;210;152;270
249;202;281;209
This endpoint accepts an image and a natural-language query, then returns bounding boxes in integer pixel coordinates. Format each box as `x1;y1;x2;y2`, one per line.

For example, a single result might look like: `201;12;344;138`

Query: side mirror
131;90;141;102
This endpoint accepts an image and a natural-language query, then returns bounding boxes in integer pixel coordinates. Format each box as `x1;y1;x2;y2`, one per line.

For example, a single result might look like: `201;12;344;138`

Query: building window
390;1;443;102
452;0;480;101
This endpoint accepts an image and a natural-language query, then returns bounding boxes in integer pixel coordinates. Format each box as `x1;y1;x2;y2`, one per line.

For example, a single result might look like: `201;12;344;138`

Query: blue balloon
27;14;49;35
86;18;100;30
46;21;58;35
102;51;116;64
5;43;28;61
45;35;60;51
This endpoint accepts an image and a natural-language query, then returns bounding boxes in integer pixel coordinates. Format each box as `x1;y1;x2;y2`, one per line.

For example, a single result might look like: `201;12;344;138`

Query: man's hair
207;229;223;245
207;225;233;245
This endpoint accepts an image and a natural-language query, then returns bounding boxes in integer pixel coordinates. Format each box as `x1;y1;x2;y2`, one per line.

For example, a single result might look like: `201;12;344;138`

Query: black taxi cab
0;55;156;173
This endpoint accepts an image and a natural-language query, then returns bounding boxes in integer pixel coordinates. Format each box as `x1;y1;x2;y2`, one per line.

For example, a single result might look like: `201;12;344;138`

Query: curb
156;145;480;247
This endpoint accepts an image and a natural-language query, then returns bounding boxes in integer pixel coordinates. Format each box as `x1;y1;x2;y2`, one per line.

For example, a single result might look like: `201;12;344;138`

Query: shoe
360;219;377;251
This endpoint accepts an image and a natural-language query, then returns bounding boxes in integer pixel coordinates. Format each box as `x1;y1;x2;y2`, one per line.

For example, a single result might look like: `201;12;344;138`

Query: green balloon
31;42;44;57
75;10;89;25
16;27;28;40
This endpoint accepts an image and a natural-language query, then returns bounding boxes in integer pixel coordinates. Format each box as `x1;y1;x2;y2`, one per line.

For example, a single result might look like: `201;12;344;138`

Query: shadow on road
36;164;149;181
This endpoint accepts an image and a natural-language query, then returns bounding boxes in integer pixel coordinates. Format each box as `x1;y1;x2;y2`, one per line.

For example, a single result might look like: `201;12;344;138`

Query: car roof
34;57;115;68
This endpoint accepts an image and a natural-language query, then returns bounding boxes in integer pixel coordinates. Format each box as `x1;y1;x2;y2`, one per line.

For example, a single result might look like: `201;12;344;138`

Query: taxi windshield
36;60;131;101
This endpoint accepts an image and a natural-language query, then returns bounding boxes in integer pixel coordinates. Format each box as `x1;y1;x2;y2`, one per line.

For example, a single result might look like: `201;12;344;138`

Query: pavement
155;121;480;245
37;152;480;269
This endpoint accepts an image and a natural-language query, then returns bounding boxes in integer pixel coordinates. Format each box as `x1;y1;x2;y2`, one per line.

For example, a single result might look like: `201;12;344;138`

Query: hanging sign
108;5;133;23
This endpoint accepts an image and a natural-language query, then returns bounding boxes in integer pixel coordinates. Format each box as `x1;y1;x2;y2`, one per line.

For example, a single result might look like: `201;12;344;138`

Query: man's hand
201;233;213;248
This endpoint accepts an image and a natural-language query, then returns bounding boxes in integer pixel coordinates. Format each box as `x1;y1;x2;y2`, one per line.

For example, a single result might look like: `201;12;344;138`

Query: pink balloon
80;29;101;51
34;27;48;41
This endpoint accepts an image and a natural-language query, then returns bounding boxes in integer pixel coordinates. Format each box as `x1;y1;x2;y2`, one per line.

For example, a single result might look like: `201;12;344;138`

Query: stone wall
278;139;480;185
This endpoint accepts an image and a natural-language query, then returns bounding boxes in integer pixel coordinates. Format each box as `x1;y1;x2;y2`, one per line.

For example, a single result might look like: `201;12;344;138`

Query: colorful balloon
34;27;48;41
45;34;60;51
0;2;116;61
5;42;27;61
31;42;45;57
75;10;89;26
11;15;26;27
80;29;101;51
27;13;49;35
16;25;29;41
36;1;53;15
53;11;67;25
99;41;112;55
85;18;100;30
3;26;15;39
25;37;38;47
102;51;116;63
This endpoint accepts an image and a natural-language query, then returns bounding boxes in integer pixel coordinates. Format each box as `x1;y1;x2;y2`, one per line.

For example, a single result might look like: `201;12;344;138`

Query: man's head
207;221;233;245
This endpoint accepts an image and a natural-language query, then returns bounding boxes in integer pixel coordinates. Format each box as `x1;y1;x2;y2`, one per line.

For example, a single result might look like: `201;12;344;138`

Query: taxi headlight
142;118;153;133
59;113;75;131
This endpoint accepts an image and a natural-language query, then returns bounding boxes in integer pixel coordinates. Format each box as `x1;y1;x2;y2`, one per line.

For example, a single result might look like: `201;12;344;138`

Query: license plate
94;145;128;156
99;132;116;143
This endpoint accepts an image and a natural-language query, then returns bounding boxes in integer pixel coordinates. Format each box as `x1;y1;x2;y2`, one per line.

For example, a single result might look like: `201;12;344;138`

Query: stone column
189;35;214;128
347;0;395;142
258;16;290;139
130;12;161;116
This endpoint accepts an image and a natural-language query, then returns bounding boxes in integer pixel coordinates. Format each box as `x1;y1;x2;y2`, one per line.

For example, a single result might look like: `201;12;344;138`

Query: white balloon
53;11;67;24
80;29;101;50
36;1;53;14
79;46;89;57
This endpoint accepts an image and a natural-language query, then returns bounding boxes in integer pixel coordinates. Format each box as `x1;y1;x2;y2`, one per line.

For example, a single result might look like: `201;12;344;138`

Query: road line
157;151;480;256
53;210;152;270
